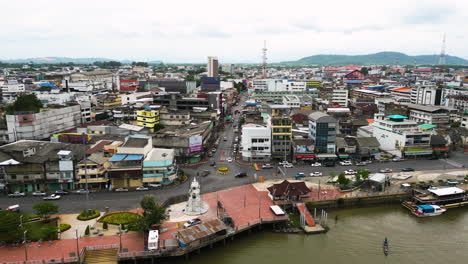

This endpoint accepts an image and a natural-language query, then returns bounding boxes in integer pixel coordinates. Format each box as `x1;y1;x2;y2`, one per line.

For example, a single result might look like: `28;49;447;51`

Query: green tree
33;202;59;220
140;195;157;213
185;74;195;81
130;195;166;232
337;173;350;186
84;225;90;236
103;222;108;230
329;172;337;183
6;94;43;114
0;211;22;242
360;67;369;75
357;168;370;180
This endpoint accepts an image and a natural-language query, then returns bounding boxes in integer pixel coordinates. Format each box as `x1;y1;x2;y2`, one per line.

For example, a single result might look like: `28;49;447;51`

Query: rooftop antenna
262;40;267;78
439;33;446;66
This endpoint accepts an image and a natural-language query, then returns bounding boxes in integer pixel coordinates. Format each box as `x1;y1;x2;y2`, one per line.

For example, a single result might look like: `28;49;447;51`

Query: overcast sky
1;0;467;63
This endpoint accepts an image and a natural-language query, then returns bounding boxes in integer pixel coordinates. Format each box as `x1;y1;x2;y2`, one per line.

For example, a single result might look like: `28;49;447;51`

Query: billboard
189;135;203;153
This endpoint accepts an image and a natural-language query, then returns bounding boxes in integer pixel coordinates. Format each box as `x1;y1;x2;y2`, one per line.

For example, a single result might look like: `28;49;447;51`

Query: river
169;205;468;264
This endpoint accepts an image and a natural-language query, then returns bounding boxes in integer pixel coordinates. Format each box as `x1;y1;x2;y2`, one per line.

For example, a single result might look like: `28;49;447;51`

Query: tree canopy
130;195;166;232
6;94;43;114
33;202;59;220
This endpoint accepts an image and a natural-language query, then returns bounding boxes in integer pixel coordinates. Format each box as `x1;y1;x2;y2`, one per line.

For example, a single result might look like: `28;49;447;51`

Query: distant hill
281;52;468;65
0;57;162;65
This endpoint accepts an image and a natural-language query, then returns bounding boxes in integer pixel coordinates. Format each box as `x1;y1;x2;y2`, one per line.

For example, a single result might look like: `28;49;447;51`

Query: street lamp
75;229;79;259
82;133;89;205
23;230;28;261
118;226;122;253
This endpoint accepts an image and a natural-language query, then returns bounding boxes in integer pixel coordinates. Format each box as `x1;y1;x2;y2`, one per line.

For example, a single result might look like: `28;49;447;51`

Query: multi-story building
240;124;271;162
0;79;25;103
108;135;153;189
410;84;443;105
142;148;177;184
136;108;160;132
305;80;323;88
407;104;451;127
77;153;110;190
461;113;468;128
207;56;219;77
159;107;191;126
252;79;307;93
308;112;338;154
372;114;434;157
268;105;292;160
331;88;349;107
282;95;301;108
5;105;82;142
0;141;85;192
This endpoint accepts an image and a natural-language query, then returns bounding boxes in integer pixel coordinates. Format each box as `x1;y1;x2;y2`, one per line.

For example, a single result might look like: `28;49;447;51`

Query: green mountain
0;57;162;65
281;52;468;65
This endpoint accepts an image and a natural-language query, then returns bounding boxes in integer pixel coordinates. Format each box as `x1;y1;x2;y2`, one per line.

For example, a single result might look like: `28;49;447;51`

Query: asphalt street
1;93;466;214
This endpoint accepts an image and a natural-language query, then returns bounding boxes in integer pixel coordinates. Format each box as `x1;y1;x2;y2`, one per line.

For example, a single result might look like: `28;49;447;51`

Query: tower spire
262;40;267;78
439;33;446;65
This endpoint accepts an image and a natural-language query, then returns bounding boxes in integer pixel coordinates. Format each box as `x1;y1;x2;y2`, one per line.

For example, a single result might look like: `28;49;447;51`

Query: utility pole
75;229;79;259
23;230;28;261
82;133;89;205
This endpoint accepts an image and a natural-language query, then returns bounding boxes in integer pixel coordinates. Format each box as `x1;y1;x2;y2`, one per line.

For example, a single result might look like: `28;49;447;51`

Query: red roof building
267;180;311;201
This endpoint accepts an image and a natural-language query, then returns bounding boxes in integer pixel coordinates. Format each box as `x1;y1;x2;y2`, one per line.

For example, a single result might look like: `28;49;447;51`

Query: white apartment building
332;88;349;107
0;80;25;103
462;114;468;128
410;85;443;105
207;56;219;77
6;105;82;142
407;104;451;127
241;124;271;162
121;92;153;105
282;95;301;108
372;114;433;157
252;79;307;93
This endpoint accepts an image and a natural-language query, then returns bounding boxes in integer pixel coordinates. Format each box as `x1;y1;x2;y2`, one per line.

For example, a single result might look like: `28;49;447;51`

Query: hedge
59;223;71;232
99;212;139;225
77;209;100;221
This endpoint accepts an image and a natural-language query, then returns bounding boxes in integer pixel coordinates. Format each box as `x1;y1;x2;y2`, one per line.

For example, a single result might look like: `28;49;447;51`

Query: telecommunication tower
262;40;267;78
439;33;446;65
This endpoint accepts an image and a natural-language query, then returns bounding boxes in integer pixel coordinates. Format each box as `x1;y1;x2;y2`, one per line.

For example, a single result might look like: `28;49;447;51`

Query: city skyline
1;0;467;63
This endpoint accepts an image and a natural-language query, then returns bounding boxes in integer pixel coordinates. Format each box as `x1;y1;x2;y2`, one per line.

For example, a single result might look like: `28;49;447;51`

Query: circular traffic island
218;167;229;174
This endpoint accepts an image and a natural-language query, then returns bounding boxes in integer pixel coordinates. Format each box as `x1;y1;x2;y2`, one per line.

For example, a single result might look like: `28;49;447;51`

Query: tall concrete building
207;56;219;77
267;105;292;161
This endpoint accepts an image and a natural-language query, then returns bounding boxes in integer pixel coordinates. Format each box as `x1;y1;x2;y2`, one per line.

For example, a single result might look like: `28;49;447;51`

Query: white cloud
0;0;467;63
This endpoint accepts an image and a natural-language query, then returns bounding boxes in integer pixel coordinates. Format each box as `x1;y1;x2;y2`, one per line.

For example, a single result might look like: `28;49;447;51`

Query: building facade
240;124;271;162
308;112;338;154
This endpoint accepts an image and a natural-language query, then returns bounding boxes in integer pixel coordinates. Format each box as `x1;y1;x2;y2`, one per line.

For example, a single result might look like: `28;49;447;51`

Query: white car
148;183;162;189
136;186;149;191
278;161;289;166
262;164;273;169
344;169;357;175
311;162;322;167
32;191;47;196
75;189;89;194
340;161;353;166
310;172;323;177
115;188;129;192
43;194;61;200
8;192;26;198
184;218;202;228
283;163;293;168
380;168;393;173
227;157;233;163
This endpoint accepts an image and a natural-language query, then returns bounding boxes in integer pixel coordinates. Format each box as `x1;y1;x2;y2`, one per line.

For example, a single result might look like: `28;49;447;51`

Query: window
10;174;16;180
23;175;29;180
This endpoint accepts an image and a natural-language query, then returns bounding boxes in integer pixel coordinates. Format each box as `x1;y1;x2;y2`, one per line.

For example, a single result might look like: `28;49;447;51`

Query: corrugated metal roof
177;219;227;245
109;154;127;162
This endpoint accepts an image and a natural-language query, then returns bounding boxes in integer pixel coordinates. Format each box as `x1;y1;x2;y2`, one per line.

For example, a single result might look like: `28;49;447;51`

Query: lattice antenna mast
439;33;446;65
262;40;267;78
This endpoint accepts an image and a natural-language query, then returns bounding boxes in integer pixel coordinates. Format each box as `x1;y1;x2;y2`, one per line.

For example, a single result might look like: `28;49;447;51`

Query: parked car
32;191;46;196
115;188;129;192
262;164;273;169
201;170;210;177
74;189;89;194
311;162;322;167
310;172;322;177
356;162;367;166
210;161;216;166
43;194;61;200
184;218;202;228
344;169;357;175
283;163;293;168
401;168;415;172
235;172;247;178
55;190;69;195
148;183;162;189
340;161;353;166
278;161;289;166
294;173;306;179
136;186;149;191
392;157;403;162
227;157;233;163
8;192;25;198
380;168;393;173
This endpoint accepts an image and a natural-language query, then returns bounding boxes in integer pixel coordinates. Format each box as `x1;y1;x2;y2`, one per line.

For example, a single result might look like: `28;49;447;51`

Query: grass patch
100;212;139;225
77;210;100;221
59;223;71;232
25;221;58;241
